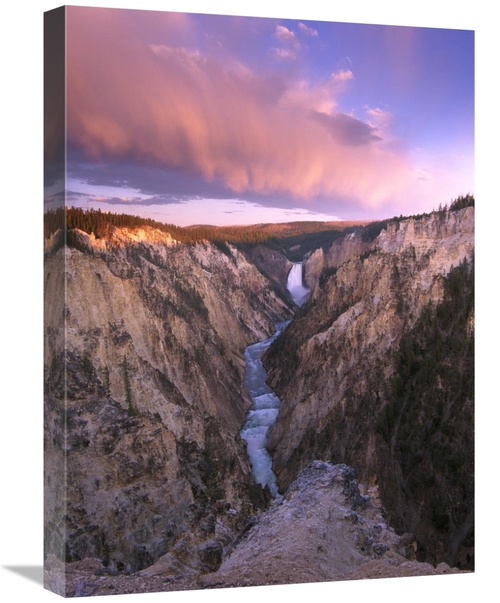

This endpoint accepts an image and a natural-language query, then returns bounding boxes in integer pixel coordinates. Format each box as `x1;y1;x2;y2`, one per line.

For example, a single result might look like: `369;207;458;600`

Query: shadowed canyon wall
265;207;474;569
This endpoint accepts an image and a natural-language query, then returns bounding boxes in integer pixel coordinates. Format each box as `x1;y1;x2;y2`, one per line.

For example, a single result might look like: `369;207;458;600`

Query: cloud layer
66;8;416;209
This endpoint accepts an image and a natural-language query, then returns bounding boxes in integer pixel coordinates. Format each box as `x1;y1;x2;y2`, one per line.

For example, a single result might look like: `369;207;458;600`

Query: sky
44;5;474;226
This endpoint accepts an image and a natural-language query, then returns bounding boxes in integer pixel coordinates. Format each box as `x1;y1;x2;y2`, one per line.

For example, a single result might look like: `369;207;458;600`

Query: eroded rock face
200;461;402;588
304;206;474;294
44;226;293;583
45;462;465;597
265;208;474;569
242;244;293;299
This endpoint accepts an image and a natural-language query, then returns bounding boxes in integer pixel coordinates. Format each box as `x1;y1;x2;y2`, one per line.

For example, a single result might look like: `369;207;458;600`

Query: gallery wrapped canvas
44;4;474;598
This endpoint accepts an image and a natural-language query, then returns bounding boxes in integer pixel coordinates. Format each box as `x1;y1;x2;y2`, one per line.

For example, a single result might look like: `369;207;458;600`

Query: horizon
45;6;474;227
50;203;463;233
50;198;471;233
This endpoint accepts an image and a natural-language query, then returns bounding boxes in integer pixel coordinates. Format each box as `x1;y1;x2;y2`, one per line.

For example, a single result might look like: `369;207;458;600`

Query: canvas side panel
44;5;68;597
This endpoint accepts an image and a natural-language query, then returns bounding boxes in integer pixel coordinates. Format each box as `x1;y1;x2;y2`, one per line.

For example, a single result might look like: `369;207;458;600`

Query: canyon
44;203;474;596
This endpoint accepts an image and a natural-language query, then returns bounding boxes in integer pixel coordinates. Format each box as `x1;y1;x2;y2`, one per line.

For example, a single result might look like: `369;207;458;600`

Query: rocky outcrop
44;462;465;597
44;225;294;585
303;247;325;290
200;461;408;588
265;207;474;569
304;207;473;294
242;243;293;301
304;231;371;291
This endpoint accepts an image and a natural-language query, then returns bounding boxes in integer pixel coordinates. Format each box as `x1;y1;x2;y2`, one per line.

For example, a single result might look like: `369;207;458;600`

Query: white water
287;263;310;306
240;261;309;496
240;321;289;497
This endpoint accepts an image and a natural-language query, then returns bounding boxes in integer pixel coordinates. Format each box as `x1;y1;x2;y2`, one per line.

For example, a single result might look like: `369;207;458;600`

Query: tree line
43;207;358;249
44;195;475;254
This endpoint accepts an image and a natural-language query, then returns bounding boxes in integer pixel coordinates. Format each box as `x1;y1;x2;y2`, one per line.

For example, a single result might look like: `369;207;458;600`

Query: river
239;262;309;496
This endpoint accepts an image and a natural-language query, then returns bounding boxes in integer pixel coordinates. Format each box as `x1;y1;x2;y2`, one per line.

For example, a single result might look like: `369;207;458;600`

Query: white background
1;1;496;601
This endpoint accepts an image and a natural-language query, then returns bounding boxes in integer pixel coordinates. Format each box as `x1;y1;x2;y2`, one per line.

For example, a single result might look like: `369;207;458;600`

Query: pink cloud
275;25;299;47
278;80;337;114
331;69;354;83
364;106;393;131
66;7;413;208
268;47;297;60
298;22;318;37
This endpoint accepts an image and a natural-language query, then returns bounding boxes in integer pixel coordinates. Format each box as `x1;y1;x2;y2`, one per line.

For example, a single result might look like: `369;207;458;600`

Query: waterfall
287;262;310;306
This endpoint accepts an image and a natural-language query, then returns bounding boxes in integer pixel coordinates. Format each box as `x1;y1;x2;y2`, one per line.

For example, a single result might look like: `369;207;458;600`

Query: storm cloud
66;7;413;209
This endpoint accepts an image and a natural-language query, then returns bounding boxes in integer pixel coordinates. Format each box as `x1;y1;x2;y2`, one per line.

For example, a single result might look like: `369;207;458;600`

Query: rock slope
264;207;474;569
44;225;294;589
44;462;465;597
201;462;411;588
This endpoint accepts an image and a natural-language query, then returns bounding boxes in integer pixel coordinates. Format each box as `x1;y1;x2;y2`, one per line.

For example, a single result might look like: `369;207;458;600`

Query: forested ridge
44;194;474;260
44;206;360;245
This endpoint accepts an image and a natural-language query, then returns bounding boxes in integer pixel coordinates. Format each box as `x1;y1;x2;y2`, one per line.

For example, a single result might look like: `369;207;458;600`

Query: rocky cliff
264;207;474;569
241;243;293;300
303;207;473;293
44;225;294;587
44;462;466;597
200;461;430;588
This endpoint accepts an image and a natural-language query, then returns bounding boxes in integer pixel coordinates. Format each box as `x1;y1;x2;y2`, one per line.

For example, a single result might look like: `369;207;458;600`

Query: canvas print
43;5;474;597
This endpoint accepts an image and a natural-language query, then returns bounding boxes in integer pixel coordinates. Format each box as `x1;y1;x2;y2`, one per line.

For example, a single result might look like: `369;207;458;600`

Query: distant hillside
44;207;367;259
44;194;474;264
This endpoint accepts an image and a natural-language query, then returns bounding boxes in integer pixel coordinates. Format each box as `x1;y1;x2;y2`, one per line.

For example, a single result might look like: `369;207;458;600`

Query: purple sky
46;5;473;226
